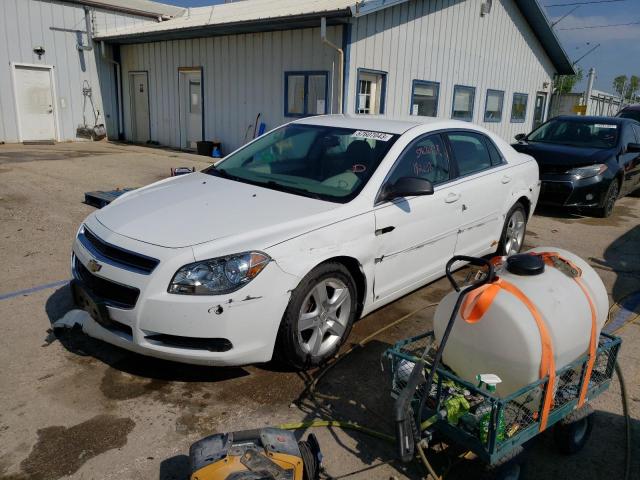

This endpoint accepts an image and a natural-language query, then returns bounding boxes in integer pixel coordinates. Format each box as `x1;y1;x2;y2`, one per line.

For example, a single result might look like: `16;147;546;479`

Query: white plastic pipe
321;17;344;114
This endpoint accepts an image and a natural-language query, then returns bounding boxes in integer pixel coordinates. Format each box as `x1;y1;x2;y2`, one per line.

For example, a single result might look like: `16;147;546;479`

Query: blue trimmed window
410;80;439;117
511;93;529;123
284;71;329;117
356;68;387;114
484;89;504;122
452;85;476;121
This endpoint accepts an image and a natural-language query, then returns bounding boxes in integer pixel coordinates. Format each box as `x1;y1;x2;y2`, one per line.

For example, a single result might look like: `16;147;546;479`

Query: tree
554;67;583;94
628;75;639;102
613;75;628;97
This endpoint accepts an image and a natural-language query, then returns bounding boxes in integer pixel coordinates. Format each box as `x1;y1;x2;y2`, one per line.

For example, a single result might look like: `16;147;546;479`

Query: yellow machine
189;428;321;480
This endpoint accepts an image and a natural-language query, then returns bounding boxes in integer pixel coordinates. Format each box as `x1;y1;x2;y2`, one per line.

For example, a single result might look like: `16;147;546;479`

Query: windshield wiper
264;181;323;200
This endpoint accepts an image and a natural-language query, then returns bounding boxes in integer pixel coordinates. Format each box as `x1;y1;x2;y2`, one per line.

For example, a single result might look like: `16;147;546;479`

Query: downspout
101;41;124;138
321;17;343;114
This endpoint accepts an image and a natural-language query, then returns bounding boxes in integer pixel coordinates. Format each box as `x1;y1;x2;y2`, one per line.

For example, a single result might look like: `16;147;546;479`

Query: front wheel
593;180;619;218
497;203;527;256
275;263;357;370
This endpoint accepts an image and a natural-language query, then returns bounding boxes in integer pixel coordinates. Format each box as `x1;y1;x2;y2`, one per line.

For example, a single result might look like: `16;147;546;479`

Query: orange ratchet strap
460;278;556;431
533;252;597;407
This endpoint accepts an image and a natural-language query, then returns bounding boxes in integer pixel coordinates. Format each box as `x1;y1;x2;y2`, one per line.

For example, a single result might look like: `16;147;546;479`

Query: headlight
168;252;270;295
567;163;607;180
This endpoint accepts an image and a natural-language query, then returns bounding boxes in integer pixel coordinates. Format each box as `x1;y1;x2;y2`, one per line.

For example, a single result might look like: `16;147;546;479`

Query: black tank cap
506;254;545;276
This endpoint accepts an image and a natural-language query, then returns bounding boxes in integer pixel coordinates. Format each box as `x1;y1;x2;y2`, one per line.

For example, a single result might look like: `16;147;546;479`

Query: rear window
527;119;618;149
618;109;640;122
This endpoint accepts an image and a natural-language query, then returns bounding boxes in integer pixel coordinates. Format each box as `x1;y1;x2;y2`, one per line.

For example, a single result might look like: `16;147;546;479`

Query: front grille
144;333;233;352
81;227;159;274
75;257;140;309
539;164;568;175
539;181;573;205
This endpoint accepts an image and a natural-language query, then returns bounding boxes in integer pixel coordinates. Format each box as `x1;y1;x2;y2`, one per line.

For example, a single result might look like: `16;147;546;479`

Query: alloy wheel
297;278;351;357
504;209;526;256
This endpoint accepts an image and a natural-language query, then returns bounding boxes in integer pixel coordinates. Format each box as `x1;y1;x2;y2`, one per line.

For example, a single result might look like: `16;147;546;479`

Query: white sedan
71;115;539;368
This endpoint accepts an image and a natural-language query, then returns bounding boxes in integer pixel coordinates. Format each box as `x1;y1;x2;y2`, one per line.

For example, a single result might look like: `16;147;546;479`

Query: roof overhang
64;0;184;19
98;9;352;44
515;0;575;75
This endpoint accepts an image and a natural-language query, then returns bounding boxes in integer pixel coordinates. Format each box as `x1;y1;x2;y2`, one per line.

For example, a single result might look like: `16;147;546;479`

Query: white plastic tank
434;247;608;397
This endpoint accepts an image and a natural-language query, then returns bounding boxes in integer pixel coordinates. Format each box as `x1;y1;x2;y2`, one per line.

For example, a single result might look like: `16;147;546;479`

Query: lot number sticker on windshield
595;124;617;129
351;130;393;141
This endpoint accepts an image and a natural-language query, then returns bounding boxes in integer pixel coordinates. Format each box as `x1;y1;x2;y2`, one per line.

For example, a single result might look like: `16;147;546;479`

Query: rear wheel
554;405;594;454
276;263;357;370
498;203;527;256
593;180;619;218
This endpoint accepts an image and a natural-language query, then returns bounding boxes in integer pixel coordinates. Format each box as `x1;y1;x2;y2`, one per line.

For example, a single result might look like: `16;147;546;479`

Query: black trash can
196;141;214;156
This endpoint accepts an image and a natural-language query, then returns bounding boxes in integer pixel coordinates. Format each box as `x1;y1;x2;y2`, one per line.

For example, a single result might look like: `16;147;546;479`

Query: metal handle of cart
394;255;495;462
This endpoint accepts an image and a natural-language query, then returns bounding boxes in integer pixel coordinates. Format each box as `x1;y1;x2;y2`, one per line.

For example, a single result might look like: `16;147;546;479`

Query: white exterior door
179;70;203;150
129;72;150;143
13;65;56;141
373;133;460;302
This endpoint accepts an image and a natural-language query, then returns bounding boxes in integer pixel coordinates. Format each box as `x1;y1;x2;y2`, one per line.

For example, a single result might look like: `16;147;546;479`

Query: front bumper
71;220;298;366
538;173;611;208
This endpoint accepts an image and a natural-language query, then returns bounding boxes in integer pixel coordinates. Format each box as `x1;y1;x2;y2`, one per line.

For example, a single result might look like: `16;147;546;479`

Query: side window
447;132;492;176
484;89;504;122
452;85;476;121
411;80;439;116
387;134;450;186
284;71;328;117
484;137;504;166
621;125;636;150
356;69;387;114
510;93;529;123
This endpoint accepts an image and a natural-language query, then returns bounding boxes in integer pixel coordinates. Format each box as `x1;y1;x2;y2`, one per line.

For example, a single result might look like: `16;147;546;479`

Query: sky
162;0;639;94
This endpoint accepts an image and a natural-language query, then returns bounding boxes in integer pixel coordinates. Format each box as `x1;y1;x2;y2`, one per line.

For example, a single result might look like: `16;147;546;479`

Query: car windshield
526;119;618;149
205;124;399;202
618;110;640;122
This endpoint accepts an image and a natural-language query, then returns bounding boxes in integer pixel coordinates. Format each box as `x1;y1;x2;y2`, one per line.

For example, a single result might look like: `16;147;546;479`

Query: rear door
445;131;508;257
618;124;640;195
373;133;461;302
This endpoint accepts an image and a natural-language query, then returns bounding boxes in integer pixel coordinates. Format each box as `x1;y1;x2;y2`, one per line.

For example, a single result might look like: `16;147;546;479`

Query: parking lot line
0;279;70;301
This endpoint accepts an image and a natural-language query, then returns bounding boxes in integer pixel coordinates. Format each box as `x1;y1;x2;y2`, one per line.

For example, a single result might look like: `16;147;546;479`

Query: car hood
512;142;614;168
95;172;339;248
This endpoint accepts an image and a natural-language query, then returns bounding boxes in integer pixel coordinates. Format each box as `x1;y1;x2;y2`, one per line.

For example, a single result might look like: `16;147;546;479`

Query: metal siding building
0;0;170;143
346;0;557;141
2;0;573;149
119;26;343;149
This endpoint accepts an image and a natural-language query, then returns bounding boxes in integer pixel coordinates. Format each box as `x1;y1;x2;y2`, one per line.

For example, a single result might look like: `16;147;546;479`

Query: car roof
619;104;640;112
553;115;630;124
293;114;474;134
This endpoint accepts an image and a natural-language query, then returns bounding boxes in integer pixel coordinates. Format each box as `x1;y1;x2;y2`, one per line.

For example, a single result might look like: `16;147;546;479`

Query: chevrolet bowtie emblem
87;259;102;273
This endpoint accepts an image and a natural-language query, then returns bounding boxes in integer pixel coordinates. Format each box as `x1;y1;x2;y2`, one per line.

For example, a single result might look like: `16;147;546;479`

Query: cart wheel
481;446;526;480
554;405;594;454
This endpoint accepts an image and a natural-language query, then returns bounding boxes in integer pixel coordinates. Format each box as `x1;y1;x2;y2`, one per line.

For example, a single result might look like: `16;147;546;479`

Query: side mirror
514;133;527;141
627;142;640;153
380;177;434;202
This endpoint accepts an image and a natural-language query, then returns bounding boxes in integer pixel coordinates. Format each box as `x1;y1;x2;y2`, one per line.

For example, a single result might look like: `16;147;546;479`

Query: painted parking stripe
0;279;70;301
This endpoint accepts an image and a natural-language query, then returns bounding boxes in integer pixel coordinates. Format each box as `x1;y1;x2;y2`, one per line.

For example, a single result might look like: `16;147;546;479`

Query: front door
373;133;461;302
533;92;547;129
14;65;56;141
179;69;203;150
129;72;150;143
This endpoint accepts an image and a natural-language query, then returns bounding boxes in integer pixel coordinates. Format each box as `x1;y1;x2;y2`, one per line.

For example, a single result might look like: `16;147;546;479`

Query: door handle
375;226;395;236
445;193;460;203
501;175;512;184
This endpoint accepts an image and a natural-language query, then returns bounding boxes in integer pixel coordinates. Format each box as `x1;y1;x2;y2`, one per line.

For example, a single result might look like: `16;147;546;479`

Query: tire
554;405;594;454
481;445;526;480
593;180;619;218
497;203;527;256
275;262;357;370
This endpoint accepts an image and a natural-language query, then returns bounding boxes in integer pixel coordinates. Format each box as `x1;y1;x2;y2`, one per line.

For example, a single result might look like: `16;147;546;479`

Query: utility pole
584;67;595;115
